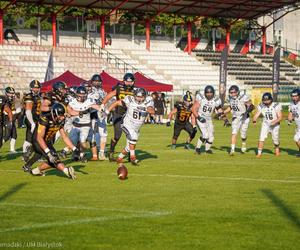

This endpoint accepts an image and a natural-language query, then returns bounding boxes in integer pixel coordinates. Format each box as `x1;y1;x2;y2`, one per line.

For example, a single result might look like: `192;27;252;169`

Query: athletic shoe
171;144;176;150
205;150;213;154
229;150;235;156
90;156;98;161
241;147;247;153
195;148;201;155
130;157;139;166
22;164;31;172
9;150;17;154
98;152;108;161
108;152;116;162
256;154;262;158
184;144;191;150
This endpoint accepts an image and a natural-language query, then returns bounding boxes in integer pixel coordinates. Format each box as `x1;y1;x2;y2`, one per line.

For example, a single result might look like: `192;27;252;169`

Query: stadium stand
193;49;296;87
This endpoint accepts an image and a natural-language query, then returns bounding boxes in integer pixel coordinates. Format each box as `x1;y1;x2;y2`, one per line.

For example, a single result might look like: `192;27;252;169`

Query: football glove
197;116;206;123
166;121;171;127
47;151;59;164
30;123;36;133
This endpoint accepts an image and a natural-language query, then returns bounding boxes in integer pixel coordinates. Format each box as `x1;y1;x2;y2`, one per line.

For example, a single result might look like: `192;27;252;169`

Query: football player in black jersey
3;87;18;153
22;80;42;161
41;81;68;111
0;95;13;150
23;103;78;179
101;73;136;161
166;93;197;149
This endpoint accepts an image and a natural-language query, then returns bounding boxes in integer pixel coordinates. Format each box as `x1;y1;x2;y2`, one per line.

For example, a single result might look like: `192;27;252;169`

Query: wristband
72;146;77;151
44;148;50;154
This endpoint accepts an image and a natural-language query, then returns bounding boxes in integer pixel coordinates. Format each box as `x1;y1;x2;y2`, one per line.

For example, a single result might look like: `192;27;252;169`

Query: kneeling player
104;88;154;165
166;93;196;149
22;103;78;179
288;89;300;157
253;93;282;157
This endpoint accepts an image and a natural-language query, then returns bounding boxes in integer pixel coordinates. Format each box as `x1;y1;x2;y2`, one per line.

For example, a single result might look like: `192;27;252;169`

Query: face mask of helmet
77;93;87;102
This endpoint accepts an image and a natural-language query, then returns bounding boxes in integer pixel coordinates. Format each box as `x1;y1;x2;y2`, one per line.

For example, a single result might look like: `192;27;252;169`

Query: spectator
154;92;166;125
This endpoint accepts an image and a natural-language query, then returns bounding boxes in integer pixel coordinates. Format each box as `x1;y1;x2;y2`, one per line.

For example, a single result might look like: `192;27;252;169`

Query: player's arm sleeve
25;109;35;126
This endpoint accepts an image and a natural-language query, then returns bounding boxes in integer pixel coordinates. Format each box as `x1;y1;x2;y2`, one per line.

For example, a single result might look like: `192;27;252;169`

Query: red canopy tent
100;71;120;92
41;70;85;92
134;72;173;92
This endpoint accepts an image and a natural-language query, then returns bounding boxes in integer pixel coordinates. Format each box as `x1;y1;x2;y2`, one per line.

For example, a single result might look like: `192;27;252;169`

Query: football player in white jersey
67;86;102;162
287;89;300;157
223;85;255;155
89;74;108;161
253;93;282;157
104;88;154;165
192;85;229;154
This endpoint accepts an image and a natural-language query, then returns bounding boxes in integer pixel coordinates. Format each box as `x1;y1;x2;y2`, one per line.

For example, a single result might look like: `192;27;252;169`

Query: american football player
103;88;154;165
253;92;282;157
166;93;196;149
287;89;300;157
192;85;229;154
22;103;77;179
101;72;136;161
22;80;42;161
223;85;254;155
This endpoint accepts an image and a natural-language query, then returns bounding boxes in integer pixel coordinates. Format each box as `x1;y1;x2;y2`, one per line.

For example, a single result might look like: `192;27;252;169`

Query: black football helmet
183;93;193;107
262;92;273;105
123;73;135;90
134;88;147;104
68;86;78;98
5;87;16;101
52;81;67;97
29;80;41;96
204;85;215;100
76;86;87;102
51;103;66;125
229;85;240;99
91;74;102;88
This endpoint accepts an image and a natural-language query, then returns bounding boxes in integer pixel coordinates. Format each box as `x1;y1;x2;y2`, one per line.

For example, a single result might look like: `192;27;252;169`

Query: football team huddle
0;72;299;180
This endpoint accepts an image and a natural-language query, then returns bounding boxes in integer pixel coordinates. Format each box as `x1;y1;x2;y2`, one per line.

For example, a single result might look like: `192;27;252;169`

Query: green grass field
0;120;300;250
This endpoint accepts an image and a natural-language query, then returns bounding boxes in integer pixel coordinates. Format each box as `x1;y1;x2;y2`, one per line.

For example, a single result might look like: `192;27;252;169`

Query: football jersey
228;94;250;117
23;92;42;121
123;95;153;130
0;96;7;123
258;102;282;125
289;101;300;128
5;98;16;115
196;93;222;120
35;112;64;143
174;102;193;125
115;84;136;115
69;98;95;125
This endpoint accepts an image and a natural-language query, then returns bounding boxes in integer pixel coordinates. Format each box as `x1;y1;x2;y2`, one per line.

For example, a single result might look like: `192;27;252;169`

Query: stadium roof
2;0;299;19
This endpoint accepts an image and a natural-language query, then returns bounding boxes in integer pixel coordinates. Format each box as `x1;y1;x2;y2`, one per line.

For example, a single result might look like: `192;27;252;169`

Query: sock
80;152;84;158
10;138;16;151
23;141;31;153
31;167;41;175
130;150;135;157
258;148;262;155
110;139;117;152
231;144;235;151
100;149;105;154
118;152;125;159
196;138;203;149
205;143;212;151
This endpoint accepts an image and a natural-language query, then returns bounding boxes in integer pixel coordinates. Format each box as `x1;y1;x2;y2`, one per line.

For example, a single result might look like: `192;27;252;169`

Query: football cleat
205;150;213;154
256;154;262;158
23;145;33;162
22;164;32;172
80;154;88;163
275;149;280;157
130;157;139;166
296;152;300;158
241;147;247;153
171;144;176;150
195;148;201;155
90;156;98;161
67;167;76;180
108;152;116;162
184;144;191;150
229;150;235;156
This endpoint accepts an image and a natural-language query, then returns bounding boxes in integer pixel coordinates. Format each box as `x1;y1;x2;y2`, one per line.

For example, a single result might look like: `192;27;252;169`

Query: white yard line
0;202;170;216
0;169;299;184
0;212;170;233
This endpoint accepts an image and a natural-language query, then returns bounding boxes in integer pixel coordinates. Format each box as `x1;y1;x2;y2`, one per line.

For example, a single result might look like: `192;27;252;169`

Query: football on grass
117;165;128;180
